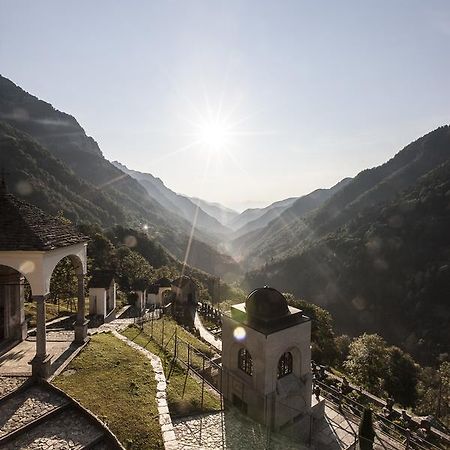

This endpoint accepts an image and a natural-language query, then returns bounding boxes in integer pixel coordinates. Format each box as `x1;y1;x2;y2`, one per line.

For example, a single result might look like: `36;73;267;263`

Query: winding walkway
194;313;222;351
111;330;178;450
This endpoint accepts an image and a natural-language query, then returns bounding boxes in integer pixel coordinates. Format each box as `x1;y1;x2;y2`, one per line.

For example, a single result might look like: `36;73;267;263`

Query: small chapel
221;286;322;440
0;181;89;378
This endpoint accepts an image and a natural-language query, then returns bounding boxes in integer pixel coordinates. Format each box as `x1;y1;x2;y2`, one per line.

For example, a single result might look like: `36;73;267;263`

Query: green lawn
53;333;164;450
140;317;216;372
123;324;222;418
24;298;89;327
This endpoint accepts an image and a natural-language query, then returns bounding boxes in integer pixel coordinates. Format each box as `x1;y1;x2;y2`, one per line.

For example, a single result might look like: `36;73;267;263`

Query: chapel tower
221;287;313;432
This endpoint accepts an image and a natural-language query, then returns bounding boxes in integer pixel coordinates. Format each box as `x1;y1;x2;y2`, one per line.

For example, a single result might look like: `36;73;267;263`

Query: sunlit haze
1;0;450;210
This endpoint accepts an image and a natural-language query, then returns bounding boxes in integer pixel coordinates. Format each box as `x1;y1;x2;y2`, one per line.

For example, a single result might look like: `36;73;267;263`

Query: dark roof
156;277;172;288
231;286;307;334
147;284;159;294
88;270;115;288
0;188;88;251
245;286;289;321
172;275;196;289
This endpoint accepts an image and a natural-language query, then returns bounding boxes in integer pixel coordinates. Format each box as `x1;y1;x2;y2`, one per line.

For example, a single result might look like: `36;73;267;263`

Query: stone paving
194;313;222;351
0;377;123;449
173;408;309;450
112;330;178;450
88;317;135;335
27;330;74;342
0;376;28;397
173;400;404;450
2;407;104;450
0;336;76;376
0;385;68;437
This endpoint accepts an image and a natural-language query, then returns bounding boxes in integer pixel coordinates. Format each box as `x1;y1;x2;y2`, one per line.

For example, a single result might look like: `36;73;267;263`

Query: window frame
277;351;293;379
237;347;253;376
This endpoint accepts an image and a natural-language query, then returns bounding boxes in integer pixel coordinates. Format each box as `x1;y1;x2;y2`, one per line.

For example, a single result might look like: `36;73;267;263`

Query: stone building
221;287;315;437
0;182;88;378
88;270;116;322
170;275;197;327
147;277;172;307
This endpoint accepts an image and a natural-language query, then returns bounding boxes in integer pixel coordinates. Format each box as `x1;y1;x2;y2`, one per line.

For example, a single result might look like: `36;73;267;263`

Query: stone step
0;384;69;438
1;406;105;450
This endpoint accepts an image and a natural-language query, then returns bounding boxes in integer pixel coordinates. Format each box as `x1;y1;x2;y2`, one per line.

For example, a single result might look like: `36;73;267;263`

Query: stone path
194;313;222;351
173;408;308;449
0;376;123;449
88;317;135;334
0;338;76;376
112;330;178;450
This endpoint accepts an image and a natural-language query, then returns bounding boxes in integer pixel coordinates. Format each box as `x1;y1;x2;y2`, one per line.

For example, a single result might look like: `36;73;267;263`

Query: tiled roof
88;270;115;288
156;277;172;288
0;188;88;251
172;275;196;289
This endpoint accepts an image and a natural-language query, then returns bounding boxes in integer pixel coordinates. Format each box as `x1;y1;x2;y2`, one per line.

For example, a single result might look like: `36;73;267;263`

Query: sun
196;118;232;151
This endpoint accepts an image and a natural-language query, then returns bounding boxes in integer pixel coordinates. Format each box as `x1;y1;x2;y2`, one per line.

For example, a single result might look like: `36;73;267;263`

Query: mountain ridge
111;161;231;238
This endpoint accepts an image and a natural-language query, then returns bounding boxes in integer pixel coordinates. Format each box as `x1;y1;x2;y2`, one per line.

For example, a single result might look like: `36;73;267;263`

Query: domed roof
245;286;289;322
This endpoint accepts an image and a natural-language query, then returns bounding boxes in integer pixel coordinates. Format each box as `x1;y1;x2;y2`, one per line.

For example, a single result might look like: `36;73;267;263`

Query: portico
0;182;88;378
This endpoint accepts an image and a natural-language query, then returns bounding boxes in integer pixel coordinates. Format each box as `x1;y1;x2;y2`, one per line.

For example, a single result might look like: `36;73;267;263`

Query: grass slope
123;323;221;418
53;333;164;450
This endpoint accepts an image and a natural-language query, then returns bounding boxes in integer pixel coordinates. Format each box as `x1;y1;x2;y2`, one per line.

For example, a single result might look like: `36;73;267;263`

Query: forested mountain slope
228;197;298;231
188;197;239;227
245;157;450;364
232;178;351;265
112;161;231;237
242;126;450;268
0;75;240;278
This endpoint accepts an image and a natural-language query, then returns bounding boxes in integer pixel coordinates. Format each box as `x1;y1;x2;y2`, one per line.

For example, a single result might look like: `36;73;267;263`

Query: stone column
31;295;51;378
74;274;88;344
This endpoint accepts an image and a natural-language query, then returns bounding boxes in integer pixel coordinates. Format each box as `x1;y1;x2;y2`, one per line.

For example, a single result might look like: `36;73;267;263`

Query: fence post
151;311;153;338
201;355;205;410
174;328;178;361
161;316;165;349
187;342;190;369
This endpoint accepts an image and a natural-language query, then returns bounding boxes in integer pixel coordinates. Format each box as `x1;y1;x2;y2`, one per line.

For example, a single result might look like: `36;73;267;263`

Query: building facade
222;287;313;435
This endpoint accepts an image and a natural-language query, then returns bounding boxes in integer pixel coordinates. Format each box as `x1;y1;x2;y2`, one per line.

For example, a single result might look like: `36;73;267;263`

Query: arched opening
48;256;80;319
238;348;253;376
277;351;293;379
0;264;28;345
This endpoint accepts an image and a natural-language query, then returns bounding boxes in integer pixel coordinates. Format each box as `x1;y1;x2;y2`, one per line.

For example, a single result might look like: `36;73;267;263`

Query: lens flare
233;326;246;341
19;260;35;274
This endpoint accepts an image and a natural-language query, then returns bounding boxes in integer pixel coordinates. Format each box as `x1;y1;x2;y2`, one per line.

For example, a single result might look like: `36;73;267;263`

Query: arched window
238;348;253;376
277;351;293;379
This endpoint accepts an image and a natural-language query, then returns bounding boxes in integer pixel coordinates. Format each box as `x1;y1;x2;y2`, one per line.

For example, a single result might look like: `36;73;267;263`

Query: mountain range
1;73;449;363
244;126;450;363
0;75;239;278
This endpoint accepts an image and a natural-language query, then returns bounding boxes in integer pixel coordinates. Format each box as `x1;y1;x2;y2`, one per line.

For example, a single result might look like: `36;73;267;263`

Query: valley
0;73;449;368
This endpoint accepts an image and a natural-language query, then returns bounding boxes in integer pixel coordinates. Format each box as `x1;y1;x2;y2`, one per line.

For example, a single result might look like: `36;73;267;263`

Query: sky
1;1;450;211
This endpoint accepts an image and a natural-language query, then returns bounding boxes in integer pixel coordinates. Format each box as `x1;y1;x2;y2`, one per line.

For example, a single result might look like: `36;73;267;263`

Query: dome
245;286;289;322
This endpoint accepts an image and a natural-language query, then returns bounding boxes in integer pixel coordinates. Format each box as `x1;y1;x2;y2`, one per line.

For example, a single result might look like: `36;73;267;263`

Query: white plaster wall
89;288;106;316
147;293;158;305
0;243;87;296
222;314;312;429
107;283;116;313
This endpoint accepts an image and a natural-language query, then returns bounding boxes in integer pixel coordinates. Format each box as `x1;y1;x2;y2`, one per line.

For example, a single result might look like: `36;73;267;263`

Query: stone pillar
74;274;88;344
31;295;51;378
18;275;27;341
